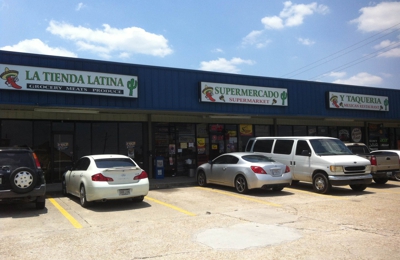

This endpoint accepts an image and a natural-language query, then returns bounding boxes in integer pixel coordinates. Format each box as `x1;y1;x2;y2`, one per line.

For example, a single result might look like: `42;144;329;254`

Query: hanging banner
327;92;388;111
0;64;138;98
200;82;288;106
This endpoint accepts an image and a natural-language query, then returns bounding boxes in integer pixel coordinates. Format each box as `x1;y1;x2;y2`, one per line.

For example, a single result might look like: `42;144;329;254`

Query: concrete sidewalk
46;176;198;193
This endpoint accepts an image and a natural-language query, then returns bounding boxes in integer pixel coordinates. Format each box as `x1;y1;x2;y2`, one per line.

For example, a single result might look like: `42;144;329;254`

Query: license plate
118;189;131;196
271;169;281;176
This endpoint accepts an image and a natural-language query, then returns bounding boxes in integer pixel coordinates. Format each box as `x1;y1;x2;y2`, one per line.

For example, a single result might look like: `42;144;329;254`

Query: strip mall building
1;50;399;183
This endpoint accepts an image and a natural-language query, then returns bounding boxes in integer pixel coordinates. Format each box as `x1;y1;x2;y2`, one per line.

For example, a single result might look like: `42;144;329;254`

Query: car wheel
350;184;367;192
235;175;248;194
291;180;300;186
393;172;400;181
272;187;284;192
312;173;331;194
197;171;207;187
131;196;144;203
62;179;68;196
10;167;37;193
373;178;388;184
80;185;91;208
36;197;46;209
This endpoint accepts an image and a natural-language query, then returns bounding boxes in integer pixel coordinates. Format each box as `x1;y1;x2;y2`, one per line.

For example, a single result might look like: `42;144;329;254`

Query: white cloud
76;3;86;11
333;72;382;87
199;58;255;73
326;71;347;78
46;20;173;59
242;30;271;48
212;48;224;53
351;2;400;32
374;39;400;58
298;38;315;46
0;39;77;57
262;1;329;30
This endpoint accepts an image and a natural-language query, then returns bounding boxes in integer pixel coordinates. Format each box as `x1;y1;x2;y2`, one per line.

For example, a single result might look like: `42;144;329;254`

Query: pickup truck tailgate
370;151;400;172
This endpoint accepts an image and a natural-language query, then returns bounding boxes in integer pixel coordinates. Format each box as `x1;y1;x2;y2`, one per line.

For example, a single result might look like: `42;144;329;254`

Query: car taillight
91;173;113;182
285;166;290;173
32;152;41;169
134;171;148;180
251;166;266;174
370;156;377;166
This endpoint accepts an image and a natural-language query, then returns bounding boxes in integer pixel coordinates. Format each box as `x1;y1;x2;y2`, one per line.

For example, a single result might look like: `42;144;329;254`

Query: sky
1;1;400;90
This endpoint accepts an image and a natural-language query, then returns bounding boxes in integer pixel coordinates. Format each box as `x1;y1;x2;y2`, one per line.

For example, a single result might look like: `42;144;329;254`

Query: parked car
245;137;372;194
370;150;400;181
344;143;399;184
62;154;149;207
0;147;46;209
196;152;292;194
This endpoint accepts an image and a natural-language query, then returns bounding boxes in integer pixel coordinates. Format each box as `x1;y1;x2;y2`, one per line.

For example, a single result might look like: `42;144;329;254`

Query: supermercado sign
200;82;288;106
328;92;388;111
0;64;138;98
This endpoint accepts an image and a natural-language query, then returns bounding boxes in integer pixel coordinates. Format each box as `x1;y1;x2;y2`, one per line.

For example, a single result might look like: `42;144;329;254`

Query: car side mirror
301;150;311;156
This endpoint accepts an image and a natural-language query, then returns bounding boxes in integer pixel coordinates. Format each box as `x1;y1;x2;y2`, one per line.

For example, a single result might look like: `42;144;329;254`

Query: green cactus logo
281;91;287;105
127;78;138;96
384;98;389;111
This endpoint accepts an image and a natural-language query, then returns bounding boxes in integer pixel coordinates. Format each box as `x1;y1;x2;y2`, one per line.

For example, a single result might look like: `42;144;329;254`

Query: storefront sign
200;82;288;106
328;92;388;111
0;64;138;98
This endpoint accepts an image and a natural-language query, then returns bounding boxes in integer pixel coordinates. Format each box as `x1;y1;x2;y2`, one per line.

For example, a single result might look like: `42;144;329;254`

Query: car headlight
330;166;344;172
365;165;371;172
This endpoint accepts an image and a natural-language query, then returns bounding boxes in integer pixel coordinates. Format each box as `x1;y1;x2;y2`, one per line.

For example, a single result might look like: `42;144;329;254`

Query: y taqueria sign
327;92;389;111
200;82;288;106
0;64;138;98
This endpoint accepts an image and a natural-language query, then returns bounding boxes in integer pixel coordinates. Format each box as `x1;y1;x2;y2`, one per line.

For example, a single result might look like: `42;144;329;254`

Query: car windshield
242;154;275;163
309;139;353;156
95;158;137;168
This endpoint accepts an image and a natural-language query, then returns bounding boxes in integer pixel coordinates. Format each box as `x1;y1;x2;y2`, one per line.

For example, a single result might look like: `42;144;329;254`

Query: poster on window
240;124;253;136
197;138;206;154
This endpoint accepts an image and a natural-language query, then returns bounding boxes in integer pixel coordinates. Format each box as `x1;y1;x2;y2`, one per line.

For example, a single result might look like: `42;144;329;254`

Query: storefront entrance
51;133;74;183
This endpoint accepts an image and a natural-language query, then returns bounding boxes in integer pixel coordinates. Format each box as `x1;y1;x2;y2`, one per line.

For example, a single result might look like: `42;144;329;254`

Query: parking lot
1;180;399;260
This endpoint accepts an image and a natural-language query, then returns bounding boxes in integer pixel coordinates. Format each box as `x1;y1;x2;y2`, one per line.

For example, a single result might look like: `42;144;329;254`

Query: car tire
272;187;284;191
10;167;37;193
35;198;46;209
235;175;248;194
131;196;145;203
373;178;388;184
197;171;207;187
80;185;91;208
393;172;400;181
350;184;367;192
62;179;68;196
312;173;331;194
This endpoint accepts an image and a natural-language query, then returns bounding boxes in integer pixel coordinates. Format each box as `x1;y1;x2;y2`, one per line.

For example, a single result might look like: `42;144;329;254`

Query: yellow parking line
195;187;282;207
48;197;83;229
285;187;349;200
145;196;196;216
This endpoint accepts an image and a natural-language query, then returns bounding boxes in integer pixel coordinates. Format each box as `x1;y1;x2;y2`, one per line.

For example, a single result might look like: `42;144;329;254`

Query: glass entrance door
51;134;74;182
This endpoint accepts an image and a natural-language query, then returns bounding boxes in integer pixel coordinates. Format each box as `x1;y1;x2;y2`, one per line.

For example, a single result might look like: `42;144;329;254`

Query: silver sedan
196;152;292;194
62;154;149;207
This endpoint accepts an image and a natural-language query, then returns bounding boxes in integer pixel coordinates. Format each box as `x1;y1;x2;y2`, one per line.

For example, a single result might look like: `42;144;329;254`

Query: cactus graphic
384;98;389;111
127;78;138;96
281;91;287;105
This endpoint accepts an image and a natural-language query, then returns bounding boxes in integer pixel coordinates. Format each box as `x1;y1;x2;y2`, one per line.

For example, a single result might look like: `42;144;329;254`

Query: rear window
253;139;274;153
0;151;34;168
273;140;294;155
242;155;275;163
95;158;136;168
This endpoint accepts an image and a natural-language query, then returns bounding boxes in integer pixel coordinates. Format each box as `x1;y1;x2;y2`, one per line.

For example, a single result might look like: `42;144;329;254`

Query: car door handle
223;167;227;170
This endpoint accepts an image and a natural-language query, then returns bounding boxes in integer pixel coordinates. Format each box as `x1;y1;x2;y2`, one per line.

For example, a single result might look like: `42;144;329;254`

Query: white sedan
62;154;149;207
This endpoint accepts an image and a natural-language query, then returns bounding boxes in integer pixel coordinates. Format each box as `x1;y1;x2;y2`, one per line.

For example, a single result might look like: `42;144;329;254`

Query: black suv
0;147;46;209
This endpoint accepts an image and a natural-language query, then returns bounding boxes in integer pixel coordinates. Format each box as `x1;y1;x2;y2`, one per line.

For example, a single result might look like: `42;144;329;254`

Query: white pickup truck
345;143;400;184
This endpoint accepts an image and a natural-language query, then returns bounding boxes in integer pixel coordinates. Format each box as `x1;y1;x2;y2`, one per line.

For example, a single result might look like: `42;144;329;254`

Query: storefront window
338;127;351;142
176;123;196;176
293;126;306;136
33;121;51;176
196;124;209;166
119;123;144;167
278;125;292;136
239;124;253;152
308;126;317;136
318;126;329;136
329;126;338;138
209;124;225;160
255;125;270;136
75;123;91;160
1;120;33;147
92;122;118;154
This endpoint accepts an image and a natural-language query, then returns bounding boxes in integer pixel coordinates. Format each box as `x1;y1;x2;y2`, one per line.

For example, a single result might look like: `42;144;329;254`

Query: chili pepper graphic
1;67;22;89
329;95;340;108
202;85;216;102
